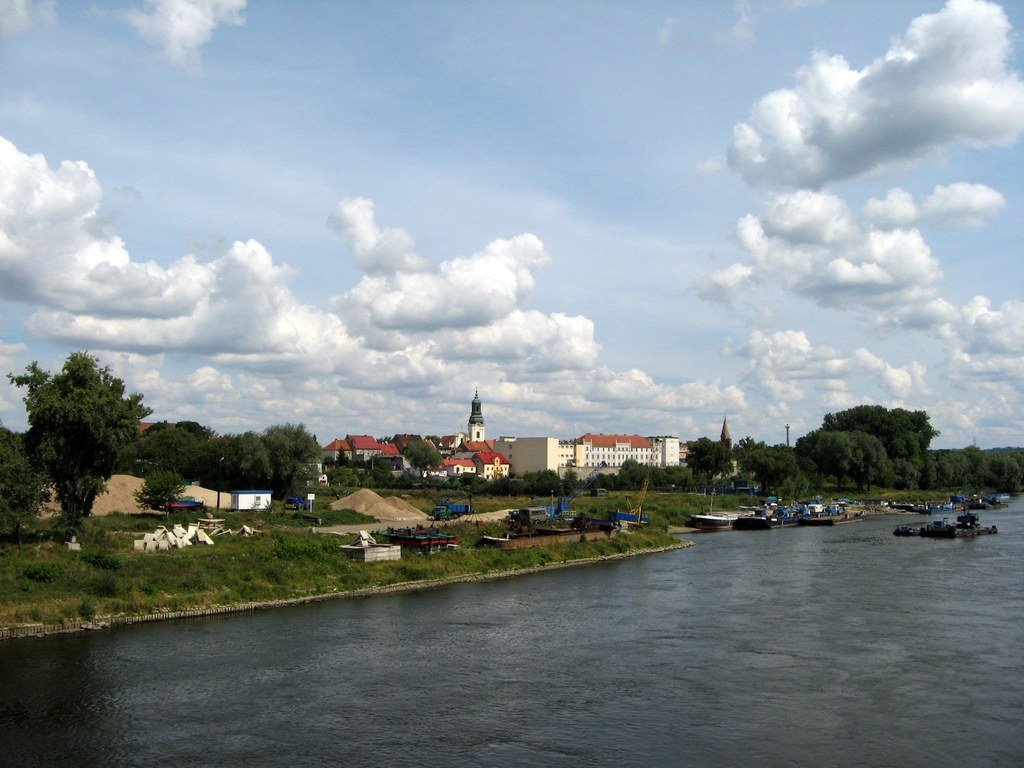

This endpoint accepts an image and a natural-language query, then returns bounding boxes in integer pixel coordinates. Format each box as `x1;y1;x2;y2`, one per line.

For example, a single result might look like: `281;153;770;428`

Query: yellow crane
625;468;651;524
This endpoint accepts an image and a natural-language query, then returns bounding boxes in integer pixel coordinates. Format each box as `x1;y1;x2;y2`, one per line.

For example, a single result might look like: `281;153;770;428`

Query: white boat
689;512;738;531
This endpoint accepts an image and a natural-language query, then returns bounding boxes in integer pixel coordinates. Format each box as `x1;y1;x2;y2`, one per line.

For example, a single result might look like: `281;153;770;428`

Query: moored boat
894;509;997;538
688;513;736;531
732;510;781;530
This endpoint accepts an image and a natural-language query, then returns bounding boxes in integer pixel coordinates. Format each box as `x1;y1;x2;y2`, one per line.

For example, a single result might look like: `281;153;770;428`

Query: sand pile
331;488;429;521
85;475;224;516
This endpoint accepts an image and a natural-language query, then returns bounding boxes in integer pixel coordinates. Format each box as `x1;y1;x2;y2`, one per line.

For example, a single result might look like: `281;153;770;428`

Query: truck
431;496;472;520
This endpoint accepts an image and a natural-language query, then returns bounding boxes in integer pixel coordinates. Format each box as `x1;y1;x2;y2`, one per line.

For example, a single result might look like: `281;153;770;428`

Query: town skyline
1;1;1022;449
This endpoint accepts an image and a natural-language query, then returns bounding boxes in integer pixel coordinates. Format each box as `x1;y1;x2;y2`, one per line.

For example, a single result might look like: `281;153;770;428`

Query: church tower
468;390;485;442
720;416;732;451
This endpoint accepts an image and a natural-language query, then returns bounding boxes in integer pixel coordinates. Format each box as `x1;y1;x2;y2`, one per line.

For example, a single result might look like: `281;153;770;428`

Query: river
2;500;1023;767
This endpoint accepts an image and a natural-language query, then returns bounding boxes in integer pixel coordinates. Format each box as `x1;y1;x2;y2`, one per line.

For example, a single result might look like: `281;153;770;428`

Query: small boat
732;510;781;530
688;513;736;531
797;504;866;526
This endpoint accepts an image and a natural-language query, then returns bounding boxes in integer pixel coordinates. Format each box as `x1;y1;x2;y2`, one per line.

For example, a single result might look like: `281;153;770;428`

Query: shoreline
0;540;692;642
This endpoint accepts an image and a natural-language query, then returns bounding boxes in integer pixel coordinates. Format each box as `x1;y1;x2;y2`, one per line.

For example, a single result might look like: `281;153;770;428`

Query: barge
893;510;998;538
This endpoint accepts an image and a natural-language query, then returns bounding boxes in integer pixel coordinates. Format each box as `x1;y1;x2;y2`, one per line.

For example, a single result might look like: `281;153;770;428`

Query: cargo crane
548;467;606;517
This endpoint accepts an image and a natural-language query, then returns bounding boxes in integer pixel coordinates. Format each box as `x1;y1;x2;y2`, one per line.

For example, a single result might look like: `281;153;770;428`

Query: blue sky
1;0;1022;448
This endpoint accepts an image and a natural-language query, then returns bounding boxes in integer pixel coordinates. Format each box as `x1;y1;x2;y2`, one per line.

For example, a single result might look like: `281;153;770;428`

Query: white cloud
701;189;944;313
728;0;1024;188
0;136;218;318
0;0;54;38
331;198;552;337
920;183;1005;228
738;329;930;409
863;183;1004;229
127;0;246;71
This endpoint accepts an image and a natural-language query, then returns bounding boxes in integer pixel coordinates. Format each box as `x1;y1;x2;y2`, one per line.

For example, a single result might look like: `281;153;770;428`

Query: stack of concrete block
340;530;402;562
133;524;216;552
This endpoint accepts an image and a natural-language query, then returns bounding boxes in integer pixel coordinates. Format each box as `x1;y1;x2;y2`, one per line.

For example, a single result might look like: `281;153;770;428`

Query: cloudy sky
1;0;1022;448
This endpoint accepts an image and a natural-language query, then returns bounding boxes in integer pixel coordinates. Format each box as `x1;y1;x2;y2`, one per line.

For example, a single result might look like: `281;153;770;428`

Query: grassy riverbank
0;515;682;632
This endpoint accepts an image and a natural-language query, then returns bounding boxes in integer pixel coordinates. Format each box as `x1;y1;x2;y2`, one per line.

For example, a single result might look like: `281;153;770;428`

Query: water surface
2;501;1022;767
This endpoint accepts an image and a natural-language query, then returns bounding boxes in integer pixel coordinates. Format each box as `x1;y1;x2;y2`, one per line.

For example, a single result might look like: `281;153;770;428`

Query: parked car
164;496;205;512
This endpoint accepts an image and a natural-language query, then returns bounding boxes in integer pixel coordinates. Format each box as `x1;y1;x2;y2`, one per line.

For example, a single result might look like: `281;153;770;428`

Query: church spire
720;415;732;450
468;389;485;441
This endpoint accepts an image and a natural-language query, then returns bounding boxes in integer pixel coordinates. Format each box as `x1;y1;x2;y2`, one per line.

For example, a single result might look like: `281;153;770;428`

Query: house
345;435;384;462
472;451;510;480
443;458;477;478
321;437;350;463
375;442;408;471
423;466;449;482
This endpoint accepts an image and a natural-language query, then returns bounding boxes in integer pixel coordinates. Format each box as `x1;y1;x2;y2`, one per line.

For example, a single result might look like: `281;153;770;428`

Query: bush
23;562;61;583
89;572;121;597
81;551;125;571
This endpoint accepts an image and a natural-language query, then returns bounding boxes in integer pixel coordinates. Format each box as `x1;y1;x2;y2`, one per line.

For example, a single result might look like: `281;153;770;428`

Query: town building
493;436;561;475
472;451;510;480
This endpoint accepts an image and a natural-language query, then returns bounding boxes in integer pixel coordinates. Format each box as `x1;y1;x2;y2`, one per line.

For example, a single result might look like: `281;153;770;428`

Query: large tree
10;353;150;533
821;405;937;470
0;426;48;543
403;441;441;472
686;437;734;485
262;423;320;497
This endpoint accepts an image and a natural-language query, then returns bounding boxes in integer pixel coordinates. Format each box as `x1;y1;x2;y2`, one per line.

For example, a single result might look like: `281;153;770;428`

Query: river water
2;501;1023;767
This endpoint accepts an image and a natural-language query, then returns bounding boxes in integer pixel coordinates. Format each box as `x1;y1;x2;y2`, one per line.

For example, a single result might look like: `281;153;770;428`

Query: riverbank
0;539;690;641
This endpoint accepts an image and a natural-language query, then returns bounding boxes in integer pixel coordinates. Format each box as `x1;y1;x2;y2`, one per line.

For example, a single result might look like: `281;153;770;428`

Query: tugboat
893;509;998;538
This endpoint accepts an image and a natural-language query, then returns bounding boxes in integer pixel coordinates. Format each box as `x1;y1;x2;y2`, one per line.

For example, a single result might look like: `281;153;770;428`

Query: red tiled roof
323;438;348;451
461;440;494;452
379;443;401;456
346;434;382;451
579;433;653;449
473;452;508;465
443;458;476;468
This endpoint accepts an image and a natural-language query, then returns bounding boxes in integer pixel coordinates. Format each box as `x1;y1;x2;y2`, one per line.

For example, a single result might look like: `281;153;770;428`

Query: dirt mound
91;474;146;515
83;475;225;516
331;488;428;521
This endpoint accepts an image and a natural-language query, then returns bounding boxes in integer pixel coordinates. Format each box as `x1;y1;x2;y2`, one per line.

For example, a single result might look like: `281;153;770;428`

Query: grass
0;513;680;631
2;486;967;631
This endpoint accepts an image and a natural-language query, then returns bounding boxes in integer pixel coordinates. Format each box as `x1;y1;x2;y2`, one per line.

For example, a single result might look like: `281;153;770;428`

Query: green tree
403;441;442;472
227;431;272;488
847;430;889;492
262;424;320;497
740;445;798;497
821;405;937;471
0;427;48;544
10;353;150;533
134;470;187;512
686;438;733;485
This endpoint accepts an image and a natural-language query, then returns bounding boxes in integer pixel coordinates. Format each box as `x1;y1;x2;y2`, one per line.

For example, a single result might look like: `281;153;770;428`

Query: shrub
78;599;96;620
89;572;121;597
23;562;61;583
81;551;125;571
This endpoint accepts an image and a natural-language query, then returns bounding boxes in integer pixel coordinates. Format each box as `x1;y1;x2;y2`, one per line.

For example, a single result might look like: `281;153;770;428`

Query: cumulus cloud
127;0;246;71
863;183;1005;229
738;329;929;407
0;136;216;318
701;189;945;315
0;0;54;38
331;197;552;336
727;0;1024;188
0;135;746;436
